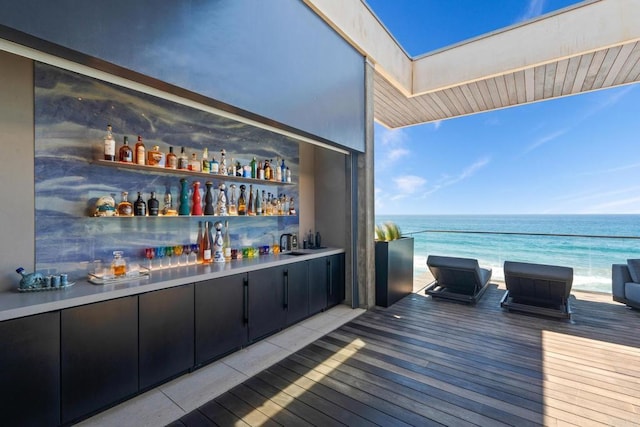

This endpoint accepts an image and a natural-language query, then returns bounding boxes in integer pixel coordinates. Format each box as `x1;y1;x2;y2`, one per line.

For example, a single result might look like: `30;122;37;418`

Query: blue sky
368;0;640;215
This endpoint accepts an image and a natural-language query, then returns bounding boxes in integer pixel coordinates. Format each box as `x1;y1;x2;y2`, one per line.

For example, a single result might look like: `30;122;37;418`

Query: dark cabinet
61;296;138;424
248;266;287;341
195;273;248;365
284;261;309;326
0;312;60;427
328;253;346;308
308;257;328;315
139;284;194;390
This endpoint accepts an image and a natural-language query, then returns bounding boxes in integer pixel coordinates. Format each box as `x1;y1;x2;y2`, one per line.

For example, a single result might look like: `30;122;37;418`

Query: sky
367;0;640;215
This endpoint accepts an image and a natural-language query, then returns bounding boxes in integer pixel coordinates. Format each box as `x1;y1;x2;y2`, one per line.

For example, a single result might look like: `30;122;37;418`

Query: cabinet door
0;312;60;427
61;296;138;424
285;261;309;326
248;266;287;341
308;257;328;314
140;284;194;390
328;253;346;307
195;273;248;365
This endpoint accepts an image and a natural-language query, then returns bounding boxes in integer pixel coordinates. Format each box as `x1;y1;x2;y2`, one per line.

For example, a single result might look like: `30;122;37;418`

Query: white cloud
394;175;427;194
432;120;442;130
577;162;640;177
425;157;491;195
524;128;568;153
516;0;545;22
377;127;407;146
388;148;410;161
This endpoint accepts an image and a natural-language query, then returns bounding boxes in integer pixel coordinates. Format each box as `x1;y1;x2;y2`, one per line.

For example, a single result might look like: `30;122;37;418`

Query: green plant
375;222;402;241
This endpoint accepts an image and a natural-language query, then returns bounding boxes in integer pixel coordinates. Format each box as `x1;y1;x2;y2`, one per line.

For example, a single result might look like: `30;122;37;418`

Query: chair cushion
627;259;640;283
626;282;640;303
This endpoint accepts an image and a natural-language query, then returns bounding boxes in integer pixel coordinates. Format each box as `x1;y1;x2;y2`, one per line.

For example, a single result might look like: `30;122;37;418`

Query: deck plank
176;287;640;426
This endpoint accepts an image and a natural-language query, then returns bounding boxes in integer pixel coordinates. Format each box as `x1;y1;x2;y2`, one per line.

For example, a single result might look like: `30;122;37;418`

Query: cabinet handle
243;277;249;324
327;260;332;296
284;269;289;309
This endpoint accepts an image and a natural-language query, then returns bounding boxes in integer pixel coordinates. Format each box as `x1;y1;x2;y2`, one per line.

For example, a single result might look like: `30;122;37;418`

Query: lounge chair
501;261;573;319
612;260;640;309
425;255;492;304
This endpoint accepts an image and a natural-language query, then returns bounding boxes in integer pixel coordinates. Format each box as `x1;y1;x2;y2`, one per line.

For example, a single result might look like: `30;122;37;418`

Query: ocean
375;214;640;293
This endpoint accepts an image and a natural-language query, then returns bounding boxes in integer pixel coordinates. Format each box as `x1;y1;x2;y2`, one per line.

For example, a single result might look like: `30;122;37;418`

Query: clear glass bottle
134;191;147;216
166;146;178;169
228;184;237;215
196;221;204;263
104;124;115;161
255;188;262;215
213;221;225;263
223;220;231;262
119;135;133;163
148;191;159;216
162;187;173;215
202;147;210;173
178;147;189;170
257;161;264;180
219;150;227;175
135;135;146;165
111;251;127;277
202;221;213;264
189;152;201;172
117;191;133;216
147;145;164;167
288;197;296;215
275;157;282;182
238;184;247;215
247;184;254;216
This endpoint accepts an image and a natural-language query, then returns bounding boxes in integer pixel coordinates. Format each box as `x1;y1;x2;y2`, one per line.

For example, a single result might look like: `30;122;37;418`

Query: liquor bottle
213;221;225;263
189;152;201;172
202;147;210;173
202;221;213;264
286;167;291;183
178;147;189;170
250;157;257;178
166;146;178;169
111;251;127;277
210;155;219;174
179;178;190;216
135;135;146;165
191;181;203;216
162;187;173;215
204;181;214;215
148;191;159;216
223;220;231;262
119;136;133;163
219;150;227;175
196;221;204;263
281;159;286;182
275;157;282;182
255;188;262;215
217;183;227;216
257;161;264;180
104;124;115;161
134;192;147;216
117;191;133;216
228;184;237;215
238;184;247;215
269;159;276;180
247;184;254;215
147;145;164;167
288;197;296;215
264;160;271;180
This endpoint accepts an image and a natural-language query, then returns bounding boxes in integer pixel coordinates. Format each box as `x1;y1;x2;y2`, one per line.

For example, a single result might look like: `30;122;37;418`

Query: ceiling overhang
304;0;640;128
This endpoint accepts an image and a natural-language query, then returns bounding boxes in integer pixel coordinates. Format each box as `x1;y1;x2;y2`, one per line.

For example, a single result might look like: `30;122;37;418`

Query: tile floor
76;304;365;427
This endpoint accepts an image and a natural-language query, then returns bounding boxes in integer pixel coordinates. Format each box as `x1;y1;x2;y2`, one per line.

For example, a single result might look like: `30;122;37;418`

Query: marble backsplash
34;63;300;280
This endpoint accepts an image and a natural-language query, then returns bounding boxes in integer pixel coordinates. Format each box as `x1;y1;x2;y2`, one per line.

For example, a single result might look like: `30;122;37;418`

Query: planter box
375;237;414;307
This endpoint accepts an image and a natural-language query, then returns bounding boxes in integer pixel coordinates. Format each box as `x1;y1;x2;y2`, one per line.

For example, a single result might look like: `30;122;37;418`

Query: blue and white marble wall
34;63;299;279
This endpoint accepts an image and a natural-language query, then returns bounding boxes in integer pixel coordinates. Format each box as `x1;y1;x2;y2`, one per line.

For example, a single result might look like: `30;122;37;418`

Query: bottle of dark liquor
104;124;115;161
166;146;178;169
135;135;146;165
148;192;159;216
247;184;254;215
117;191;133;216
264;160;272;180
119;136;133;163
134;192;147;216
255;188;262;215
238;185;247;215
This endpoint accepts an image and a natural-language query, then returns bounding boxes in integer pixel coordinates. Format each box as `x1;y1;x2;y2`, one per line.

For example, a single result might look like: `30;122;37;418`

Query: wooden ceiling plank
439;88;464;116
543;62;557;99
459;83;480;112
572;52;594;93
429;92;454;118
485;78;503;108
504;73;518;105
592;45;623;89
450;86;474;115
562;56;582;95
581;49;608;91
514;70;527;104
534;65;546;100
603;43;635;87
524;67;535;102
613;42;640;85
553;58;569;97
468;81;488;111
413;92;440;120
494;75;510;106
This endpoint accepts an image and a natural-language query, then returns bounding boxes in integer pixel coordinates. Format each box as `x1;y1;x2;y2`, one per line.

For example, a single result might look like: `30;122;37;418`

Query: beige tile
326;304;361;318
160;362;247;413
76;389;184;427
266;323;326;352
222;340;289;377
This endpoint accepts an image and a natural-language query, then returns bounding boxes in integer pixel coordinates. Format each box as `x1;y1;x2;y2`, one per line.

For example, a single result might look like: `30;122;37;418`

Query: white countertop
0;248;344;322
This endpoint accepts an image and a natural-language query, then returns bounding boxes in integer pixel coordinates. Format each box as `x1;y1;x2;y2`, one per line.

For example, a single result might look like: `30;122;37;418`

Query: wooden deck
172;285;640;426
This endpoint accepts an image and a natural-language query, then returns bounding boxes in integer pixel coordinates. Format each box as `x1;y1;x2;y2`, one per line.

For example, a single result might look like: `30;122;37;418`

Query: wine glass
182;244;192;265
191;243;200;264
144;247;155;270
173;244;183;265
165;246;173;267
154;246;165;269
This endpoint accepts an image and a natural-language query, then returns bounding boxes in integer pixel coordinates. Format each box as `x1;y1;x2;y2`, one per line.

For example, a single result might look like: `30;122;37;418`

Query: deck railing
404;229;640;293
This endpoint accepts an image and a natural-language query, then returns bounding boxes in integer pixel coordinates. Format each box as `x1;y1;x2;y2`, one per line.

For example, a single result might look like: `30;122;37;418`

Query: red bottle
191;181;203;216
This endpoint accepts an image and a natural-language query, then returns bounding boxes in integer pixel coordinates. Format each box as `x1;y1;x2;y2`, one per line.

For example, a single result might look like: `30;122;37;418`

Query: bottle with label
264;160;272;180
135;135;146;165
250;157;257;178
289;197;296;215
202;148;210;173
223;220;231;262
189;152;201;172
178;147;189;170
147;145;165;167
247;184;254;215
202;221;213;264
117;191;133;216
210;155;219;174
213;221;225;263
255;188;262;215
134;192;147;216
275;157;282;182
228;184;237;216
191;181;202;216
118;135;133;163
162;187;173;215
111;251;127;277
257;161;264;180
196;221;204;263
166;146;178;169
281;159;286;182
238;185;247;215
217;183;227;216
104;124;115;161
286;167;291;183
219;150;227;175
148;191;159;216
